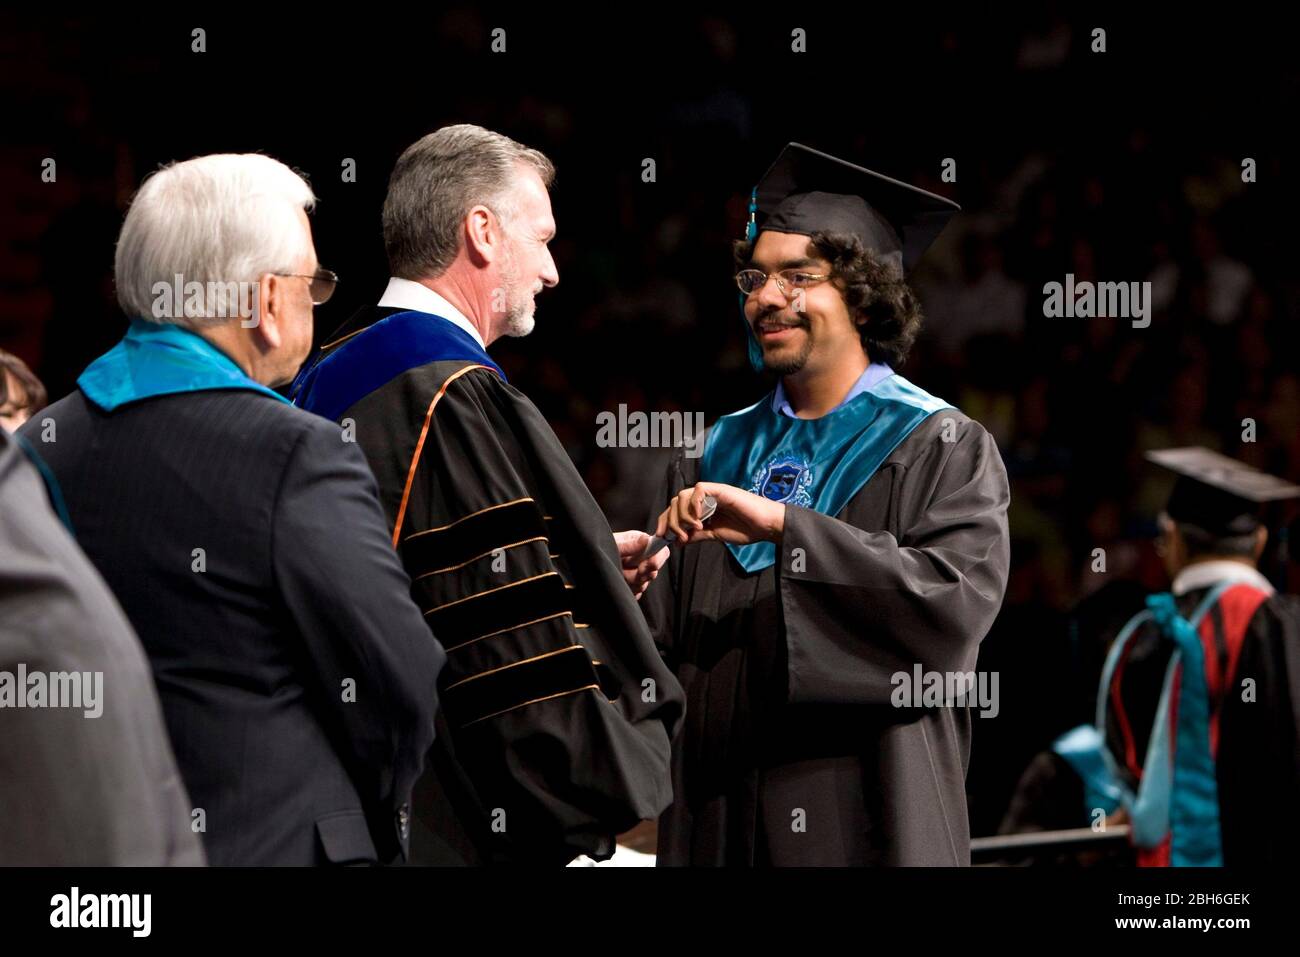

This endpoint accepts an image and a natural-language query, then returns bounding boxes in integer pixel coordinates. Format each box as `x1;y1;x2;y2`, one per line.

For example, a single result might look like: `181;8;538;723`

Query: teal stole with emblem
699;372;953;573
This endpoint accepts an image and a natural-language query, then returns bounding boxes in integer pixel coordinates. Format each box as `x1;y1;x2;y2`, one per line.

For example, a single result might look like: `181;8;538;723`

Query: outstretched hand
653;482;785;547
613;530;669;600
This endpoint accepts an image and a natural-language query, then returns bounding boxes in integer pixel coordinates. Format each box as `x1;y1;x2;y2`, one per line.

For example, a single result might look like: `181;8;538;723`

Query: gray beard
499;244;536;338
502;292;535;337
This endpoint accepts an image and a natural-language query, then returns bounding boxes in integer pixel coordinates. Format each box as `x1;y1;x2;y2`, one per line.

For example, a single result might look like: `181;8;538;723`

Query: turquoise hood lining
78;319;289;411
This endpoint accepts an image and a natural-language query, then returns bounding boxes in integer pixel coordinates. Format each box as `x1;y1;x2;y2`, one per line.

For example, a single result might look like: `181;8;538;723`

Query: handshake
613;482;788;599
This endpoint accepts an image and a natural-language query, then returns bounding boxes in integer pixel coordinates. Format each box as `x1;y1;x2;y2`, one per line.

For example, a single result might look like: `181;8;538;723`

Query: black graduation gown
1001;584;1300;866
641;408;1011;865
293;306;684;865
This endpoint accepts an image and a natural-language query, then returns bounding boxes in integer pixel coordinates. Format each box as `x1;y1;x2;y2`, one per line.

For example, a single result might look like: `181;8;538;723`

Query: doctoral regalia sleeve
774;412;1010;707
396;365;682;863
638;441;696;670
1215;593;1300;865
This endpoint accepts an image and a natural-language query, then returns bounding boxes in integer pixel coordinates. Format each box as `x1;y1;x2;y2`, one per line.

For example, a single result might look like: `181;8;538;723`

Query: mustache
751;311;810;331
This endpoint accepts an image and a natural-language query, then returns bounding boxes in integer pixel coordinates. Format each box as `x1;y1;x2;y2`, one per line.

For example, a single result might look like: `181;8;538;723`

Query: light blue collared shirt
771;362;894;418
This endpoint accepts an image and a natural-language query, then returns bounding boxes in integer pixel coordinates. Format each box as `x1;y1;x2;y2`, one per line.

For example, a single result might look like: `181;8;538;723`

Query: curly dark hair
733;231;924;368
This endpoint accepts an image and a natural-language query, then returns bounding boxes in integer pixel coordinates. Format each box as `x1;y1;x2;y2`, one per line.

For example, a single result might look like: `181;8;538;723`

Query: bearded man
293;125;682;865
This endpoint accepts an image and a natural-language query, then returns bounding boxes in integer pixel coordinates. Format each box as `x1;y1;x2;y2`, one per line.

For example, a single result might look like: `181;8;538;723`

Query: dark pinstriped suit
20;387;445;865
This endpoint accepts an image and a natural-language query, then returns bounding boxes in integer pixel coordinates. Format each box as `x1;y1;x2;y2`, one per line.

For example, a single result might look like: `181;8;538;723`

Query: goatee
761;331;813;376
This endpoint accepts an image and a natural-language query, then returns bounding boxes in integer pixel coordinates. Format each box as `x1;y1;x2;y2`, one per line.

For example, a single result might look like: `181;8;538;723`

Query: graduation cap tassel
740;187;764;371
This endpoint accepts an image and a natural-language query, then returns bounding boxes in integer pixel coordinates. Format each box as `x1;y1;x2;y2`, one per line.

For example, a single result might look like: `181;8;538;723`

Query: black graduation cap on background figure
1147;447;1300;537
741;143;960;371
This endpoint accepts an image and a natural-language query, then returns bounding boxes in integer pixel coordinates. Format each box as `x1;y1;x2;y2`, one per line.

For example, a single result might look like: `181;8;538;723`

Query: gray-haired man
293;124;683;865
20;153;444;865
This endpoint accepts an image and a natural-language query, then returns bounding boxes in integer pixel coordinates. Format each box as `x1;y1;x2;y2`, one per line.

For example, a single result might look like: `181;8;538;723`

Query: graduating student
1041;448;1300;866
293;125;683;865
642;144;1011;866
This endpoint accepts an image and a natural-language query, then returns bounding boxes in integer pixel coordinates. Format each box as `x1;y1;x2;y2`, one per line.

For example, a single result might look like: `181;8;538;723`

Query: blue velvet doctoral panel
291;310;505;422
700;372;954;573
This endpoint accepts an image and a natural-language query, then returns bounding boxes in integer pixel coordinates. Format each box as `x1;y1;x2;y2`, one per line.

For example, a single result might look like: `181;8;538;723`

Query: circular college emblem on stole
749;454;813;506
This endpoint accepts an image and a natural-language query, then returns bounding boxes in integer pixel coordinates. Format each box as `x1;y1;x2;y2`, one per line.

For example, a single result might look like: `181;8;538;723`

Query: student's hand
613;530;668;600
655;482;785;547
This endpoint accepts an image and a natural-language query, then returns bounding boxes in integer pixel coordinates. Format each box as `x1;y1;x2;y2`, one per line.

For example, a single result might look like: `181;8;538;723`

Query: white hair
114;153;316;327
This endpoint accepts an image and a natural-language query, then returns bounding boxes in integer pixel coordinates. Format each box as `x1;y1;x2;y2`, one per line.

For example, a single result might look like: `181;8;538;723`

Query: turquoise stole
699;372;952;573
79;318;289;411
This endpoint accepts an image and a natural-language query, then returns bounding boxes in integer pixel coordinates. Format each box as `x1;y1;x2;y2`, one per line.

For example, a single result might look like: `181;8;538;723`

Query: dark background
3;7;1296;837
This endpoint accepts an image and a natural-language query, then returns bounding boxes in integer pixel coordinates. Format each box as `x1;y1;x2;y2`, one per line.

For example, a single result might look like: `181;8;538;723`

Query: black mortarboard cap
1147;447;1300;537
749;143;960;277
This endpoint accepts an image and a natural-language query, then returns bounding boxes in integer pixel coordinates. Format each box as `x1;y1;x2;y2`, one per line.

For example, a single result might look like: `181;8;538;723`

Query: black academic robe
294;306;684;865
641;408;1011;865
1001;584;1300;867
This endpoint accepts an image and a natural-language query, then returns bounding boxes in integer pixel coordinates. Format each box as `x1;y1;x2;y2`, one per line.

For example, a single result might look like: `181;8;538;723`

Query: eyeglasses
735;268;831;298
275;268;339;305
